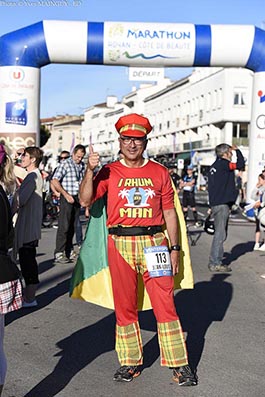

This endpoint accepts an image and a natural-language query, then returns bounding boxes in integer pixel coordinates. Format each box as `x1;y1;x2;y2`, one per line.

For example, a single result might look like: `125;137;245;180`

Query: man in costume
78;113;197;386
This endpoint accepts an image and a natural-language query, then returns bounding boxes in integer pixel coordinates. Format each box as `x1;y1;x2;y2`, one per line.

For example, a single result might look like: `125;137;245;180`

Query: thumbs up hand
89;144;94;155
88;144;100;171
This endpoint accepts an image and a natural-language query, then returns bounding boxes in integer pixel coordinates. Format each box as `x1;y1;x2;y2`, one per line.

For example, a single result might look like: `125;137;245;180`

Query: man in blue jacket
207;144;245;272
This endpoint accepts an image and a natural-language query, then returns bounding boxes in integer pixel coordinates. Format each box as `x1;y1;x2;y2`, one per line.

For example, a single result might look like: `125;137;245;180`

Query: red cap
115;113;152;138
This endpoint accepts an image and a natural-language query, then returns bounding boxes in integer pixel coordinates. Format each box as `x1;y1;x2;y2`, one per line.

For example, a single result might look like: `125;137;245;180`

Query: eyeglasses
60;156;69;160
119;137;147;146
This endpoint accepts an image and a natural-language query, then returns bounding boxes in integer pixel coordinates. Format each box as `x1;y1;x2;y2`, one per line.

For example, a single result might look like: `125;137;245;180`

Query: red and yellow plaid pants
108;233;188;368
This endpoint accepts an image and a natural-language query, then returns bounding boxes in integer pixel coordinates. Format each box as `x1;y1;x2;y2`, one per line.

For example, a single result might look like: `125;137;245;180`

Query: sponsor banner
0;132;36;151
104;22;195;66
0;66;40;133
247;73;265;201
129;67;164;81
6;98;27;126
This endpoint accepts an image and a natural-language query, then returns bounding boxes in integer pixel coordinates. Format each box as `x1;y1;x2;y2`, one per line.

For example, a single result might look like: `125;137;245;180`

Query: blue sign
6;99;27;126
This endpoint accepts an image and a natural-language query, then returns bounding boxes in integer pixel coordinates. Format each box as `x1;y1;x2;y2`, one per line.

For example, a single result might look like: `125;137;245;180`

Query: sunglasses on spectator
60;156;69;160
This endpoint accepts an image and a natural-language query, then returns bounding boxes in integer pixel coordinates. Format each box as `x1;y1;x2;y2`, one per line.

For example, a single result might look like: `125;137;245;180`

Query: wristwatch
171;244;181;251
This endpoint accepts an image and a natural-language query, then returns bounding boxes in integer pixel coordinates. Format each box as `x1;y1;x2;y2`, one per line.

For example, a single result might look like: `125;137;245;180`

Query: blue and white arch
1;20;265;198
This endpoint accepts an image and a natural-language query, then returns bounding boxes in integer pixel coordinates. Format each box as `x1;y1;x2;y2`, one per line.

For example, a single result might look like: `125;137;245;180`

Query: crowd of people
0;143;88;394
0;112;265;394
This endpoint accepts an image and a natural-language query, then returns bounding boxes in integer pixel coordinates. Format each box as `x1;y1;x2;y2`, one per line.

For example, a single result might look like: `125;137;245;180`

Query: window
234;91;246;106
217;88;223;109
239;124;248;138
212;90;217;110
233;123;248;138
233;124;238;138
194;97;199;116
199;95;204;110
97;131;104;141
176;104;180;117
191;98;195;116
206;92;211;112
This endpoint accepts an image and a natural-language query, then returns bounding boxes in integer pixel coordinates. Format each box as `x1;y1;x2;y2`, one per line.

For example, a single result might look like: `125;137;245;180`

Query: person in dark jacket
207;143;245;272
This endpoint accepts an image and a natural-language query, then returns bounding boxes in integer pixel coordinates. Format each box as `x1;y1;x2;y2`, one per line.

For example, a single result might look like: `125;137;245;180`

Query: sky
0;0;264;118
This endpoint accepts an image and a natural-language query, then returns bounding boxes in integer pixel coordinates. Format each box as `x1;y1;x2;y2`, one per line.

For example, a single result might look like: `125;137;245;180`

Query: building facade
80;67;253;169
41;114;84;169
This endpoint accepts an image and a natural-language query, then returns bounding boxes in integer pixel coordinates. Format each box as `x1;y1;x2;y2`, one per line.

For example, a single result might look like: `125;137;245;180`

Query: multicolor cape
70;188;194;311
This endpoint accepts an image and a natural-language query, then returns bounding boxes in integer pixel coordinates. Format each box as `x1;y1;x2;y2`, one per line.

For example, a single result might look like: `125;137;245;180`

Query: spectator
0;145;16;202
234;170;244;210
179;165;199;224
79;113;197;387
44;152;71;223
0;144;23;396
50;151;70;197
48;151;71;226
13;147;44;307
51;145;86;264
207;144;245;272
75;209;83;249
13;148;27;187
251;173;265;251
168;167;181;192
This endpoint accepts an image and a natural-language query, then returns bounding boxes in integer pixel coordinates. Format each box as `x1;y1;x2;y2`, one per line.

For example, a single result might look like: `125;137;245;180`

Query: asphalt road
3;200;265;397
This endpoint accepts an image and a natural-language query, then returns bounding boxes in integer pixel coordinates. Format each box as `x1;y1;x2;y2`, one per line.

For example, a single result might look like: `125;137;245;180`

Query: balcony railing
232;137;249;146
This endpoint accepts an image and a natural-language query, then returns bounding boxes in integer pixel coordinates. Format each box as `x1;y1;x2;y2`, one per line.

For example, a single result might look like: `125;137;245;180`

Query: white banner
0;66;40;149
104;22;195;66
247;72;265;201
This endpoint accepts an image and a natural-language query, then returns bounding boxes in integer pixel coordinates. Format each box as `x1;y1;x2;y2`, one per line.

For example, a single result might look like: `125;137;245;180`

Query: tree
40;124;51;147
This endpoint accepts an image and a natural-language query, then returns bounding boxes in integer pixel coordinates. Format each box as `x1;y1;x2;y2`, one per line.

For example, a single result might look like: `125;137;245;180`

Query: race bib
144;246;172;278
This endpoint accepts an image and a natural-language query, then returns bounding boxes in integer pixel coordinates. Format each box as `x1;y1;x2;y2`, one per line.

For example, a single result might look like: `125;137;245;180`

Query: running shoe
113;366;141;382
172;365;198;386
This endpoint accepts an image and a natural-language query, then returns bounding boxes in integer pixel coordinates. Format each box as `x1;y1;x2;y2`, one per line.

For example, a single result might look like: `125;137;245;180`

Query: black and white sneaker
54;252;71;264
113;366;141;382
172;365;198;386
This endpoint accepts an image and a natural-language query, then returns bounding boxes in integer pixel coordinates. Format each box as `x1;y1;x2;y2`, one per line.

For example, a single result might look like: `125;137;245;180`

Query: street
3;197;265;397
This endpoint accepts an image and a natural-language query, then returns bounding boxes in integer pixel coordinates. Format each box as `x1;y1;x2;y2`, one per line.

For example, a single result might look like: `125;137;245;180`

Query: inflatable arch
0;20;265;198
